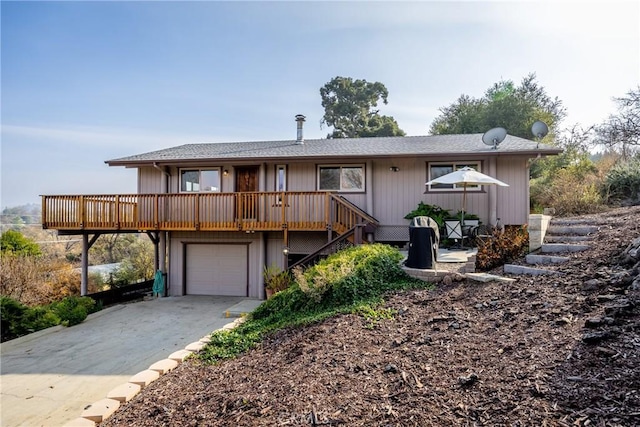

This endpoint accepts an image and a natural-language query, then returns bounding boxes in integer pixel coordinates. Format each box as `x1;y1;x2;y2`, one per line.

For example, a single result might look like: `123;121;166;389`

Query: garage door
186;244;248;296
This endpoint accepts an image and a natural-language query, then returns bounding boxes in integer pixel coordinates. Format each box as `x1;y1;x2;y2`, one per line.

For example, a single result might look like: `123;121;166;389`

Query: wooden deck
42;192;377;233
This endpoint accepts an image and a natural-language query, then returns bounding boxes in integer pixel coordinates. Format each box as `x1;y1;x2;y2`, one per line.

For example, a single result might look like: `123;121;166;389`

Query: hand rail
41;192;366;233
287;226;358;271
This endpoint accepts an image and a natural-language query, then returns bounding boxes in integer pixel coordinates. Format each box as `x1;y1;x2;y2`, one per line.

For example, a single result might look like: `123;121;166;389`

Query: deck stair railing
287;226;358;272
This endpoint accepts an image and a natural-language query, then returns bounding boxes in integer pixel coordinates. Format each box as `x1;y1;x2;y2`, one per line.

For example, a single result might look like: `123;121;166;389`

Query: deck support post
159;232;166;272
146;232;160;272
80;233;101;296
354;225;363;245
81;234;89;296
283;228;289;270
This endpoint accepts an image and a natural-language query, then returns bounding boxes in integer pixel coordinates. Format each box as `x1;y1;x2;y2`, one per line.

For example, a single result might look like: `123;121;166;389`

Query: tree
320;76;405;138
595;87;640;159
429;73;565;142
531;124;597;180
110;237;155;286
89;234;140;264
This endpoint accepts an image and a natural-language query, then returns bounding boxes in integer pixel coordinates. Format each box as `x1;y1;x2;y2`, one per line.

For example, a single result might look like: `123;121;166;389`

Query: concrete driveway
0;295;261;427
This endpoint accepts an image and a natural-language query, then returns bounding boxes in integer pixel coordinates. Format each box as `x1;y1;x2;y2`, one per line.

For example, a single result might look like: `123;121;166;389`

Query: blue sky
1;0;638;208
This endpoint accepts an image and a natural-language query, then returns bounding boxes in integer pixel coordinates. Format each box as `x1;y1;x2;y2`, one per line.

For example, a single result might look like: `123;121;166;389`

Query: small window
180;168;221;192
427;162;481;192
318;165;365;192
276;165;287;192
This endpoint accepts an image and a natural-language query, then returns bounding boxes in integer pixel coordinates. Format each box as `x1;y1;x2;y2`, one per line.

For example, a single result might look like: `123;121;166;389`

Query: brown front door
235;166;259;192
235;166;259;220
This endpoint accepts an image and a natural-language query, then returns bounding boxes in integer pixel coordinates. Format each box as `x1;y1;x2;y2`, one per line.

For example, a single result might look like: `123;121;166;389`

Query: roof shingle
106;134;561;165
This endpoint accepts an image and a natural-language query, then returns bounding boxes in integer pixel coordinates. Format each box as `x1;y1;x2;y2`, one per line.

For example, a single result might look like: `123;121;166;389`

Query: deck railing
42;192;377;233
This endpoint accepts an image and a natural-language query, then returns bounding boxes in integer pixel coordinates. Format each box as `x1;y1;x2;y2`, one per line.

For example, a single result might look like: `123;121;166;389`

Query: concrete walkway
0;296;262;427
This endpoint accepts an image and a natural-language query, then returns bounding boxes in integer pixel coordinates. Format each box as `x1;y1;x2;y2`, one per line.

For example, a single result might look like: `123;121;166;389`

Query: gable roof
106;134;562;167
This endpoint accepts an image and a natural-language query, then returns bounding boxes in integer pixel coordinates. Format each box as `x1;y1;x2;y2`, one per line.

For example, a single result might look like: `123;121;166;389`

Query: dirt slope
102;206;640;427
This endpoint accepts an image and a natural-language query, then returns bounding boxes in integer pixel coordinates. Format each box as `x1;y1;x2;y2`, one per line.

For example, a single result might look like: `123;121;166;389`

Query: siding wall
496;156;530;225
168;231;264;298
266;232;286;271
138;167;163;193
141;159;524;226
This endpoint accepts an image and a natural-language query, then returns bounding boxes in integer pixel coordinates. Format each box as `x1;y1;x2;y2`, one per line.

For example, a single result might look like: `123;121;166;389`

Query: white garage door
186;244;248;296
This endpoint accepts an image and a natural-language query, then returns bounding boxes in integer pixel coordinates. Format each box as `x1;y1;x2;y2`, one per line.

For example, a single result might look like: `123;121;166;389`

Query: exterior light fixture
223;169;229;176
282;246;290;256
389;166;400;172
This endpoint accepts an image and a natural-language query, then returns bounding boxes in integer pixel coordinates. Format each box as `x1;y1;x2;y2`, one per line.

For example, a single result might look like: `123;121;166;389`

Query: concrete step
544;235;592;243
525;254;570;265
504;264;562;276
223;298;263;318
547;225;599;236
550;218;599;226
551;217;598;225
541;243;589;253
465;272;516;283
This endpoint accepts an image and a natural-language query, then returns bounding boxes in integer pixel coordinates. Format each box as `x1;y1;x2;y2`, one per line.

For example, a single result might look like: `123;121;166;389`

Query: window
427;162;481;191
276;165;287;192
318;165;365;192
180;168;221;192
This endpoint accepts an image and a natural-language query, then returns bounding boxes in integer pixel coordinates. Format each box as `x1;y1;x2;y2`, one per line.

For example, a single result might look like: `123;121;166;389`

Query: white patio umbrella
425;166;509;226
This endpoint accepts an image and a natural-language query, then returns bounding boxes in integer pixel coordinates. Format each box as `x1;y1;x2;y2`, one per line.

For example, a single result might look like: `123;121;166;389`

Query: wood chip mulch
102;206;640;427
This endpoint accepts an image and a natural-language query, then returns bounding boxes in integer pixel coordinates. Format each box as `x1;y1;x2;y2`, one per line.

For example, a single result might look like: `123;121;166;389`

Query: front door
235;166;259;220
235;166;259;192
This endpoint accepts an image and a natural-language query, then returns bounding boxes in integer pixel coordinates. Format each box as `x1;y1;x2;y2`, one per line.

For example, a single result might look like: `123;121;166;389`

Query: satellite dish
482;127;507;150
531;121;549;139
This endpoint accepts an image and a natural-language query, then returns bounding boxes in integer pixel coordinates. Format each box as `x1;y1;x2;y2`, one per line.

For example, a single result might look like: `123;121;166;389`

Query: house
42;115;561;298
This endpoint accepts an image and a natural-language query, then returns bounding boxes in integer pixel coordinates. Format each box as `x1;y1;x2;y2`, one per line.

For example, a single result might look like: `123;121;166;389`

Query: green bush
404;202;451;226
1;295;96;341
51;296;96;326
23;306;61;332
603;158;640;204
0;230;41;256
1;296;28;341
199;244;426;364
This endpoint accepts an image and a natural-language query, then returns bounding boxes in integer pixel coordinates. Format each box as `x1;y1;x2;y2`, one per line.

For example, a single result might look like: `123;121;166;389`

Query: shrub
1;296;28;341
22;306;61;332
404;202;451;226
476;225;529;271
530;168;606;216
0;255;83;306
199;244;426;364
0;230;41;256
0;295;96;342
603;158;640;204
51;296;96;326
295;244;406;306
263;263;292;293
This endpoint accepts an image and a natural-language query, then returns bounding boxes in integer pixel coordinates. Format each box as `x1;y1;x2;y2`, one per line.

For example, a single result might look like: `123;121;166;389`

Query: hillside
102;206;640;426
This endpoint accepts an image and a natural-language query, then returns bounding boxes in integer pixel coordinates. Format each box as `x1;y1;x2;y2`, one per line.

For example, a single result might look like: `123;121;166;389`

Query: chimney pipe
295;114;306;144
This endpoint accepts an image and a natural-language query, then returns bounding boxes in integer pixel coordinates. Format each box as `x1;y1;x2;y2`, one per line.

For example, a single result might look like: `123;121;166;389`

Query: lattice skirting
374;225;410;242
288;231;329;254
